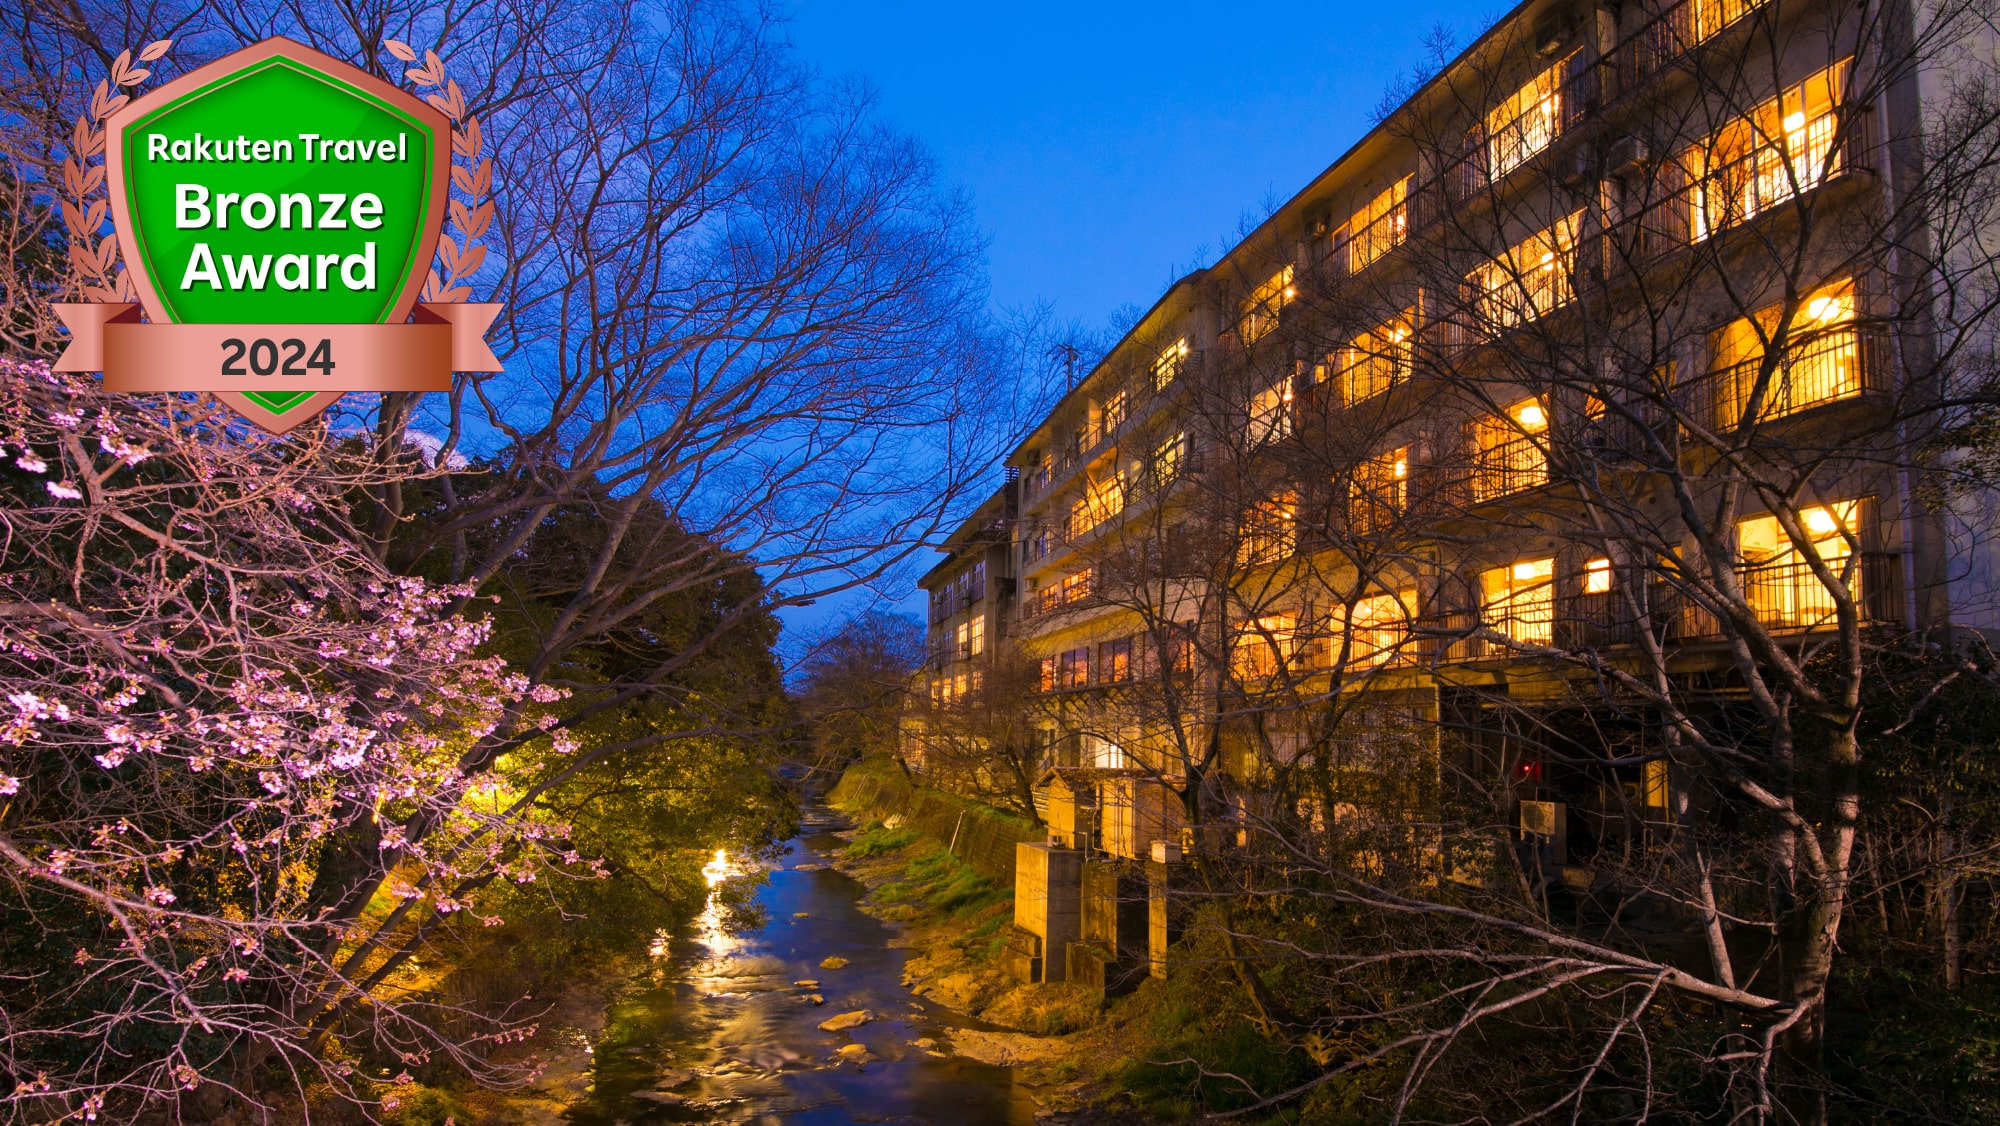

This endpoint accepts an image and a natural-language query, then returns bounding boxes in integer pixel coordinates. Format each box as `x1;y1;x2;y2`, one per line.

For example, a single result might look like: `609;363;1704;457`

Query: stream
560;808;1041;1124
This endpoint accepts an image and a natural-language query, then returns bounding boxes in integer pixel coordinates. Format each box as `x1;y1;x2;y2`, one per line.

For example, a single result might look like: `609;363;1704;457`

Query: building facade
913;0;2000;991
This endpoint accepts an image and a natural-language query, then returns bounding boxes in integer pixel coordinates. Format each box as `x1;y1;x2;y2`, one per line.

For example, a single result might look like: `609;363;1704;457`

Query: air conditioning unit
1609;136;1651;175
1532;11;1571;55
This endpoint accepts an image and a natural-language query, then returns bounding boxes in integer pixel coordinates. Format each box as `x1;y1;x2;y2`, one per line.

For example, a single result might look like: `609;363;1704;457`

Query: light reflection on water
563;814;1038;1125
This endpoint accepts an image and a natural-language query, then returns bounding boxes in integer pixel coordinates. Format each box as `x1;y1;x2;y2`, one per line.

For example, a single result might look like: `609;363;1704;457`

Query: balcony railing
1608;0;1765;94
1335;203;1410;276
1553;591;1635;648
1609;108;1873;270
1680;332;1887;430
1738;553;1900;630
1019;574;1094;622
1470;433;1549;503
1479;596;1555;654
1433;59;1600;207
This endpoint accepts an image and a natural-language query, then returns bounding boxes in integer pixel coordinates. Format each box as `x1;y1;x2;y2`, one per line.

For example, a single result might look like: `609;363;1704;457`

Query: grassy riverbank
827;800;1318;1123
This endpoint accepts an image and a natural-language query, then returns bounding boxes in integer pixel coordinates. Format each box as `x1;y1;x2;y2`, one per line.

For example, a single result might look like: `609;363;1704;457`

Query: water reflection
564;812;1038;1125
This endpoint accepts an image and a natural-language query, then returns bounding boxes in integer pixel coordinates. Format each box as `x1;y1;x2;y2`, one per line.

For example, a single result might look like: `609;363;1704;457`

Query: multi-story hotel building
914;0;2000;990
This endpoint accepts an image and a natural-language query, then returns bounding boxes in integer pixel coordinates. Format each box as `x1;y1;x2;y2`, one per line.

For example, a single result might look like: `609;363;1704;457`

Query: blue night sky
773;0;1505;645
780;0;1505;333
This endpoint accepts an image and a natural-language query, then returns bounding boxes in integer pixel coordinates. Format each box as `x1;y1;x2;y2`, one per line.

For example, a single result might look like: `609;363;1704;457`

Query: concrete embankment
825;757;1043;885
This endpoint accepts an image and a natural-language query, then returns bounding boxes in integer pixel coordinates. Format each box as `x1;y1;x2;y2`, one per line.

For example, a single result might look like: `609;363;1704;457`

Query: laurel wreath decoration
384;40;492;305
60;40;173;303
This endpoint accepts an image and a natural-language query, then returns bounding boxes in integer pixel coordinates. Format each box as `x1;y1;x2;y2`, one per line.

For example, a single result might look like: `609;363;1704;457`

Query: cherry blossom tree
0;358;582;1122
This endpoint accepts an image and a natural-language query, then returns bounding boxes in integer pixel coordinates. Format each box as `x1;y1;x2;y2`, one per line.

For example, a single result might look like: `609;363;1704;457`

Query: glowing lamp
1513;561;1540;581
1804;507;1839;536
1784;110;1807;131
1516;402;1548;429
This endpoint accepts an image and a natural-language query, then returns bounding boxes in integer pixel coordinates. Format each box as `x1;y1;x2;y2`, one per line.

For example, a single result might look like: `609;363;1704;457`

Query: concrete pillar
1011;842;1081;983
1146;847;1182;979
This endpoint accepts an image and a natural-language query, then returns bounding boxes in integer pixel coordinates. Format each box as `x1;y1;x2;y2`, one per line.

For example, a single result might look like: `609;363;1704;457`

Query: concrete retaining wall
827;759;1043;886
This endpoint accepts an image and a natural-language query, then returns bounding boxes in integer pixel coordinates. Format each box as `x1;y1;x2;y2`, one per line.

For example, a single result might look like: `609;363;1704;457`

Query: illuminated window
1709;277;1860;424
1693;0;1764;41
954;620;971;659
1737;501;1860;628
1349;446;1409;534
1687;61;1849;241
1247;379;1294;444
1068;473;1125;538
1100;389;1128;433
1239;266;1295;345
1583;557;1613;595
1151;430;1187;486
1058;647;1091;688
1167;622;1198;674
1061;568;1094;605
1039;655;1057;692
1086;734;1128;770
1343;590;1416;665
1472;397;1549;502
969;615;985;655
1100;638;1132;683
1642;758;1670;814
1481;557;1555;645
1468;213;1582;329
1239;491;1298;566
1487;57;1572;180
1152;337;1190;391
1233;613;1299;679
1330;310;1414;404
1347;176;1411;270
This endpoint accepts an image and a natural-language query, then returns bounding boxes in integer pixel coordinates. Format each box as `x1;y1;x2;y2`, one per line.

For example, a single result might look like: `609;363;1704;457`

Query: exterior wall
964;0;1991;991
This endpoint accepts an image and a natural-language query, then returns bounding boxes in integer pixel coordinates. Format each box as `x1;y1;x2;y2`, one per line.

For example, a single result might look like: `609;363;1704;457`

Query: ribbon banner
51;302;500;434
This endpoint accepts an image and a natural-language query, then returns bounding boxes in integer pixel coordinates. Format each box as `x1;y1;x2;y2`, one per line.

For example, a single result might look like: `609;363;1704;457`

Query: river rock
835;1043;874;1064
793;912;810;918
805;994;824;1005
653;1068;697;1089
631;1090;685;1106
792;979;819;987
817;1009;873;1032
819;956;849;970
912;1037;937;1050
948;1029;1065;1068
921;972;983;1010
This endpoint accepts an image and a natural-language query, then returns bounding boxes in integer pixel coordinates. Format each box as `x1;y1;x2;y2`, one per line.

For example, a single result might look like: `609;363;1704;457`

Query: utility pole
1049;341;1080;391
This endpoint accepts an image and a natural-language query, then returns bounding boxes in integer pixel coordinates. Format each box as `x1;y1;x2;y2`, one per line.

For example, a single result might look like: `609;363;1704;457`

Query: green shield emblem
104;39;450;423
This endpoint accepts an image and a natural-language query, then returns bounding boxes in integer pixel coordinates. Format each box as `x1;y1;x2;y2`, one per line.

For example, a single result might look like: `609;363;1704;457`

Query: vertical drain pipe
948;810;966;856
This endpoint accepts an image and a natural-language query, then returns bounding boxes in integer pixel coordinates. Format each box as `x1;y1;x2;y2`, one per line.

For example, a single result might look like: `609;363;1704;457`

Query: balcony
1738;553;1900;630
1553;591;1635;648
1606;0;1766;95
1332;199;1410;278
1610;107;1874;270
1429;59;1601;210
1678;332;1887;430
1469;433;1549;503
1020;572;1094;623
